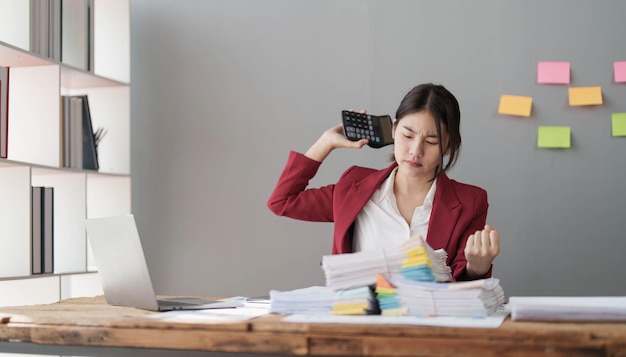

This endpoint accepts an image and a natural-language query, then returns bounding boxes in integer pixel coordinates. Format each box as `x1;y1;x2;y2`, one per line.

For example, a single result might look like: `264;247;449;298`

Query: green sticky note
537;126;571;148
612;113;626;137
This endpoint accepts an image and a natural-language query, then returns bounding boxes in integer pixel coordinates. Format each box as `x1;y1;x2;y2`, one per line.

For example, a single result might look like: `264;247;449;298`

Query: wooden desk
1;296;626;356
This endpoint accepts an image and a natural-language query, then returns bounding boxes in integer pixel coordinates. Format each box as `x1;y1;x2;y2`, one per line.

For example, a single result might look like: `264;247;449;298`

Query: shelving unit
0;0;131;308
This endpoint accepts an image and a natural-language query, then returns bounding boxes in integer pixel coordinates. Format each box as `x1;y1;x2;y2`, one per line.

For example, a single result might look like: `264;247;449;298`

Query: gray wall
131;0;626;299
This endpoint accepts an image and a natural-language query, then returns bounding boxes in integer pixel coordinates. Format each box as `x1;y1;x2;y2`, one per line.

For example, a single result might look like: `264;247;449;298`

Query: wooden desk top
2;296;626;356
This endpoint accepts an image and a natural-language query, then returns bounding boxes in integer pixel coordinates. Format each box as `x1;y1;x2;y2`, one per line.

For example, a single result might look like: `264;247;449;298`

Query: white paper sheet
148;305;270;323
282;309;509;328
508;296;626;321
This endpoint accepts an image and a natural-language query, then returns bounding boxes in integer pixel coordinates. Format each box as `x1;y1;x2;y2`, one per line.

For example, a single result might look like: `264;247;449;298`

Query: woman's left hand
464;224;500;278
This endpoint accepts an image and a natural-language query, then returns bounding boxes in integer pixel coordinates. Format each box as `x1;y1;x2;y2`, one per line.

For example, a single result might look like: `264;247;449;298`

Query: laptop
85;214;243;311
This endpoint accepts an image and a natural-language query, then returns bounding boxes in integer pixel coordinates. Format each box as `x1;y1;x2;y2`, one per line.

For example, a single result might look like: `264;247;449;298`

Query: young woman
267;83;499;281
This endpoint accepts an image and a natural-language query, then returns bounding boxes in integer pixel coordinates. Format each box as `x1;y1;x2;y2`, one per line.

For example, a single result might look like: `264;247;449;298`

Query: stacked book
376;273;506;317
321;235;452;291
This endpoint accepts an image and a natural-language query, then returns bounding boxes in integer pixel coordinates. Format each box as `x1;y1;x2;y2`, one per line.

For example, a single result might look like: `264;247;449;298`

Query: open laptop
85;214;243;311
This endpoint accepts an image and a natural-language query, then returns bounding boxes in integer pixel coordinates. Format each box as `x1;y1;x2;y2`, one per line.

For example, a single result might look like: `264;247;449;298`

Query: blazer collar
354;162;398;192
433;171;461;210
356;166;460;209
334;163;397;242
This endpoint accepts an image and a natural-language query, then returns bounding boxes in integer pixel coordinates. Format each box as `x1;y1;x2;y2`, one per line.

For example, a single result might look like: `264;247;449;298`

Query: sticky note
568;86;602;106
538;126;571;148
615;62;626;83
498;95;532;117
612;113;626;136
537;61;570;84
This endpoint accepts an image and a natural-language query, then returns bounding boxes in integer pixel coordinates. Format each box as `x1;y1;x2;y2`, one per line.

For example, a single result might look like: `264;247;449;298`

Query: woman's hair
393;83;461;179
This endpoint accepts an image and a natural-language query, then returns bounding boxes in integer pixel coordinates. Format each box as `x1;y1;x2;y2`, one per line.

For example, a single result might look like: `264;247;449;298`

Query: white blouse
352;167;437;252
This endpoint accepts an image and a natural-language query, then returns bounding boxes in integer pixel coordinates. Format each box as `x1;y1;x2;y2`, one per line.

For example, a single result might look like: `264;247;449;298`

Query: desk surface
1;296;626;356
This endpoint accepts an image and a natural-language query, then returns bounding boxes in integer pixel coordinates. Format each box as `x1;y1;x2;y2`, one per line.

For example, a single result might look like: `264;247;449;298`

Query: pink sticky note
537;61;570;84
614;61;626;83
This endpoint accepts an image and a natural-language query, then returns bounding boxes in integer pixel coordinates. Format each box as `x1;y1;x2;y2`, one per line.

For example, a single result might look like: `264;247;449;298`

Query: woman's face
392;111;448;180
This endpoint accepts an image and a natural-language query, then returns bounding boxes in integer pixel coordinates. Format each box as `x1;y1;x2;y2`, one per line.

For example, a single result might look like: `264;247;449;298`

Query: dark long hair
393;83;461;180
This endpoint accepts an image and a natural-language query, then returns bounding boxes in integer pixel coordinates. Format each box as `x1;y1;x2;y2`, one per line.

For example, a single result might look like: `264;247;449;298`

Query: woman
267;83;499;281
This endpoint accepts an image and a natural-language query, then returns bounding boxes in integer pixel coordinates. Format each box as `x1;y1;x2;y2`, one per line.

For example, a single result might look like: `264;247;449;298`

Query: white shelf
87;173;132;270
0;275;60;307
0;0;30;51
0;0;130;306
60;272;103;299
94;0;131;83
7;65;61;167
31;169;87;274
0;163;30;278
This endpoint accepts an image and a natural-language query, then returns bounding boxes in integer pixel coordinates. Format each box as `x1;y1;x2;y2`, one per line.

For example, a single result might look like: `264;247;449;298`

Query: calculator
341;110;394;148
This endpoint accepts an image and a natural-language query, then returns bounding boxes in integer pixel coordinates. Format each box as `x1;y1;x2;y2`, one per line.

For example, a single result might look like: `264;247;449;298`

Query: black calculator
341;110;394;148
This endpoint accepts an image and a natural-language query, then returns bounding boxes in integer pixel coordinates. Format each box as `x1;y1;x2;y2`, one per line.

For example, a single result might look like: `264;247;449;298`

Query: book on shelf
62;0;94;71
81;95;99;170
60;94;99;170
43;187;54;274
31;186;55;274
29;0;62;62
30;0;50;59
1;66;8;159
30;0;94;70
70;96;83;168
31;187;44;275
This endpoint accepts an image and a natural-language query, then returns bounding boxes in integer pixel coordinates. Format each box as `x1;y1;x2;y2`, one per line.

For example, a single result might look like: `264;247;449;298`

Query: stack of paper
331;285;380;315
508;296;626;321
376;274;409;316
376;274;506;317
321;235;452;291
269;286;336;315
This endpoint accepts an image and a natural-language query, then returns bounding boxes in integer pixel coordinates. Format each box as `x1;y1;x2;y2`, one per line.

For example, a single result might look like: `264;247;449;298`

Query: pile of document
270;235;507;318
321;235;452;291
330;285;380;315
376;273;506;317
269;286;336;315
508;296;626;321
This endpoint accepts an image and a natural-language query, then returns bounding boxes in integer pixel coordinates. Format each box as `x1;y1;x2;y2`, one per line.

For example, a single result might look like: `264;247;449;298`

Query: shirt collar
423;178;437;209
377;167;438;208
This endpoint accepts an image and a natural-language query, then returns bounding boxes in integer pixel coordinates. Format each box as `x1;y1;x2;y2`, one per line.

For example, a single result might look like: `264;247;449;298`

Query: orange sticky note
615;61;626;83
537;61;570;84
498;95;533;117
376;273;395;289
568;86;602;106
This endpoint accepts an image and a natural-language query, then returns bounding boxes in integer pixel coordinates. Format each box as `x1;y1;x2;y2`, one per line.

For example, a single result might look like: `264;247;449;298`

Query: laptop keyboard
158;297;222;307
157;299;198;307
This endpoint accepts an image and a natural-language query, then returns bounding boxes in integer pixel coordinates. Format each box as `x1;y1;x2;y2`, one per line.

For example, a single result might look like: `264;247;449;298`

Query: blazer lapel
334;164;397;247
427;172;461;249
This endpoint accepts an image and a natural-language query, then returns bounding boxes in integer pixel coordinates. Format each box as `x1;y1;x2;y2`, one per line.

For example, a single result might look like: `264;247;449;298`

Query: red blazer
267;151;491;281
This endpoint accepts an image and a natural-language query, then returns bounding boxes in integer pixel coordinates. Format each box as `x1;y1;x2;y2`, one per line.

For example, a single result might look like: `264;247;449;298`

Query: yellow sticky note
612;113;626;137
538;126;571;148
498;95;533;117
568;86;603;106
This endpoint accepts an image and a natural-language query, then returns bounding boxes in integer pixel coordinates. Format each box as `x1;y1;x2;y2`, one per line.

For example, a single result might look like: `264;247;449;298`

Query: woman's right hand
305;110;369;162
321;124;369;150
